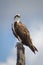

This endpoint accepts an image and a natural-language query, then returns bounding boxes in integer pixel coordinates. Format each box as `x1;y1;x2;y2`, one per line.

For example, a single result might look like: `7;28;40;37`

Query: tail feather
29;44;38;54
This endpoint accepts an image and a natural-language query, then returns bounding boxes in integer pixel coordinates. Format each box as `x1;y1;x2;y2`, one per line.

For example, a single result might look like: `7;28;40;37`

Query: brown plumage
12;14;38;54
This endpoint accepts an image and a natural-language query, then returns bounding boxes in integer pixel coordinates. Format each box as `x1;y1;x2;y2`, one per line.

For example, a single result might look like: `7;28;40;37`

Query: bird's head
14;14;20;23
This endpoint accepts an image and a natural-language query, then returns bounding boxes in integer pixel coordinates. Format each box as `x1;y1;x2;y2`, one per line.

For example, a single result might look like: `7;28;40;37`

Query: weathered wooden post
16;42;25;65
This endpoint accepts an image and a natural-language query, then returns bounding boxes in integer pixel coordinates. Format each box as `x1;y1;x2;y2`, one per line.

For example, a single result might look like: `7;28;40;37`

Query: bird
11;14;38;54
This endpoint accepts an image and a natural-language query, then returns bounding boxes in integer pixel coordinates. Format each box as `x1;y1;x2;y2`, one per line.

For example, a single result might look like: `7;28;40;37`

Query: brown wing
17;21;30;35
15;21;32;44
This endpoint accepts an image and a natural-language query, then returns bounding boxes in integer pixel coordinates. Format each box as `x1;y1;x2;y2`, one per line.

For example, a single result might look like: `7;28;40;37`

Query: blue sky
0;0;43;65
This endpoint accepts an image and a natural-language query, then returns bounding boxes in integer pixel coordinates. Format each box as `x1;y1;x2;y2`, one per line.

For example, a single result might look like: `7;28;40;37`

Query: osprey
12;14;38;54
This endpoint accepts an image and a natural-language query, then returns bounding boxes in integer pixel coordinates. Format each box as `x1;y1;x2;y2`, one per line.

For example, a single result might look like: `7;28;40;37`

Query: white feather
15;17;20;23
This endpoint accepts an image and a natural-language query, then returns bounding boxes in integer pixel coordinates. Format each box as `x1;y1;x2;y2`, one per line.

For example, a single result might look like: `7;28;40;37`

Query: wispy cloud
25;21;43;65
0;46;16;65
